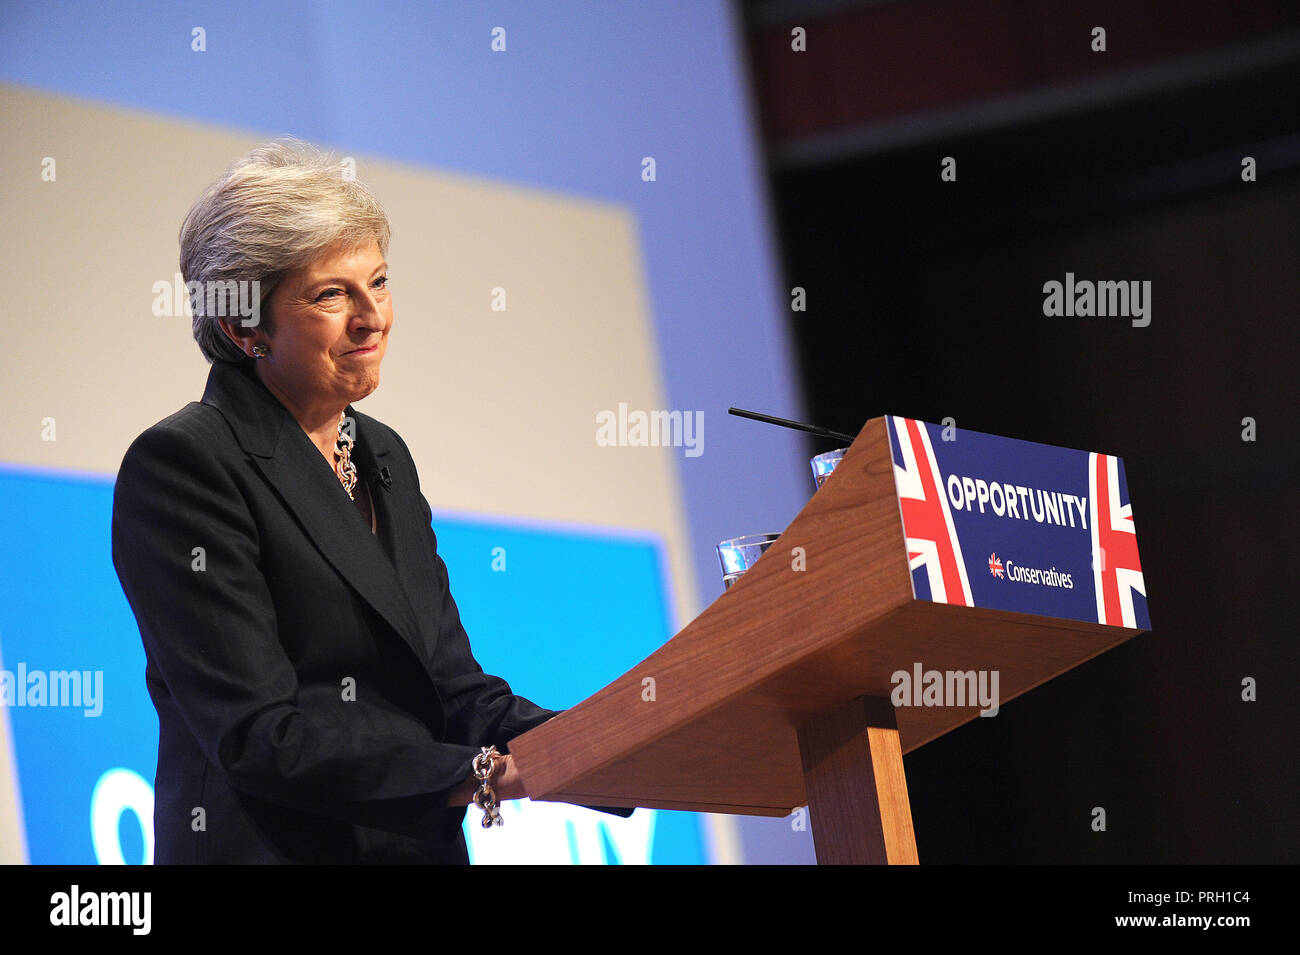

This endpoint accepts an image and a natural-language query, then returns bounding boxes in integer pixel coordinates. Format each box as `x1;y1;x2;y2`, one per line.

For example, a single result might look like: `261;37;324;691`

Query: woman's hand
445;753;527;806
490;753;528;802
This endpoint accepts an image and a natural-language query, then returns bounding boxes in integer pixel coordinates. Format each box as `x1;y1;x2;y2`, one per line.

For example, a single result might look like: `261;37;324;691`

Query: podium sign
887;416;1149;630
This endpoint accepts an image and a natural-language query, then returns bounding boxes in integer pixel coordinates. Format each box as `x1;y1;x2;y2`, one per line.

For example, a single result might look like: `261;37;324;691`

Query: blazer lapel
349;416;455;664
200;361;434;670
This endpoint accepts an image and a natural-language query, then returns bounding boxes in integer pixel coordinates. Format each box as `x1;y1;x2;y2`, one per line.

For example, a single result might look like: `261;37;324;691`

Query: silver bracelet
472;746;504;828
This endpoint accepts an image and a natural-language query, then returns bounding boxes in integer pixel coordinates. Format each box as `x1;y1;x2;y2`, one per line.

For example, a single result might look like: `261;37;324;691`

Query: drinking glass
810;448;847;490
716;533;781;590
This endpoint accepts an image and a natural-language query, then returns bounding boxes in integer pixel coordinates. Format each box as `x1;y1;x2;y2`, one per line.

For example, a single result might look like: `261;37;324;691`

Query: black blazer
111;359;563;863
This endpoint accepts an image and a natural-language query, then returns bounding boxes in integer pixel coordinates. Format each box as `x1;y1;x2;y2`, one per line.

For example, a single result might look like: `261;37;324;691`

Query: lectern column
797;695;919;865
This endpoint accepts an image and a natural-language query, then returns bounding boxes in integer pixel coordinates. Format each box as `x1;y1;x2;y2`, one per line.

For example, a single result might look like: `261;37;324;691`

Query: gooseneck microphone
727;407;857;444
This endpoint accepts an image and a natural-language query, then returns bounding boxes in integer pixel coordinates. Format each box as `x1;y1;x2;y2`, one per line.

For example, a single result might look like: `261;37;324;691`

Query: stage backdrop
0;1;812;864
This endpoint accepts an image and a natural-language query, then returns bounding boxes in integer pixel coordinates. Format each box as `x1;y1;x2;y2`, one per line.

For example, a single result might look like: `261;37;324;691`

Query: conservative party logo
987;552;1076;590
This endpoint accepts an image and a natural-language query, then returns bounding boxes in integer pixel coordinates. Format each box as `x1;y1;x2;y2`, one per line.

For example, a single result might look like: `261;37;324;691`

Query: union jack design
1089;452;1146;627
891;416;973;606
988;553;1004;578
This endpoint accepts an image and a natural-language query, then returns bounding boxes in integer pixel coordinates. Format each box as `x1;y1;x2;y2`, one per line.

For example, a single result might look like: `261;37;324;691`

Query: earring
252;343;270;358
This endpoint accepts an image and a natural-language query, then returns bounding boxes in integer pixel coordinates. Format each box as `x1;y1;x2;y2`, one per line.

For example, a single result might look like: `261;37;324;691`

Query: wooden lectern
507;417;1147;864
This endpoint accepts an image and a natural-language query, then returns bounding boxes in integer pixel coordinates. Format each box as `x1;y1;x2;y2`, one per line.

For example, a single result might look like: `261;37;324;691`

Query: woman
111;139;622;863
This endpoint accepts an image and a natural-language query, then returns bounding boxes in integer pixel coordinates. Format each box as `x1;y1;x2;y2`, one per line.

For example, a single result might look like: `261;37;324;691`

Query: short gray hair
180;138;391;363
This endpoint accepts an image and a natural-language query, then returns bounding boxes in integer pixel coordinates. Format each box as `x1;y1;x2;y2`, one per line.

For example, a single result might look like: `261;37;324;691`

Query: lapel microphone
369;465;393;492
